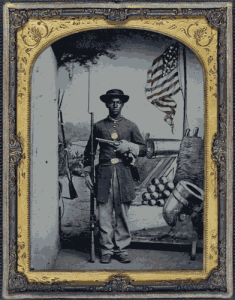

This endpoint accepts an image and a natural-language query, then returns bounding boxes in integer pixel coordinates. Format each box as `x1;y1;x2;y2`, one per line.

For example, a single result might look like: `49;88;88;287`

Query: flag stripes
145;43;181;133
154;89;181;104
151;64;164;76
146;71;179;93
147;80;180;100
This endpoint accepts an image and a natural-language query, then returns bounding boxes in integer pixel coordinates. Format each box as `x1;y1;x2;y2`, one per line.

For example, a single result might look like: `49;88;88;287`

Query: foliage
51;29;172;68
52;29;120;68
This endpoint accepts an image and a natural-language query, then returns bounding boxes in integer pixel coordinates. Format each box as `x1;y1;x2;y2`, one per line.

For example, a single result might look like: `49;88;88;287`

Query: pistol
96;138;134;163
96;138;139;180
96;138;121;147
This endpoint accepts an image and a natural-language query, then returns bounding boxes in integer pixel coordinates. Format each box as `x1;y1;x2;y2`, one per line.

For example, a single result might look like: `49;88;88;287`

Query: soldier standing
83;89;146;264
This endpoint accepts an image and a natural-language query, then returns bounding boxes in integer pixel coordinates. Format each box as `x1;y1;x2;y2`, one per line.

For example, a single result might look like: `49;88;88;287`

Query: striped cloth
145;43;181;133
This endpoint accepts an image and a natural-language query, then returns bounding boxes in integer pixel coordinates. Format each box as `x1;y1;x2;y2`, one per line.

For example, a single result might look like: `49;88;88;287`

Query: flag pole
183;44;187;136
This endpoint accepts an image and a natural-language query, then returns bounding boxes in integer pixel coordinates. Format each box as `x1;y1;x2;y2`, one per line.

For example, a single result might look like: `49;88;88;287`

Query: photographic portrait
30;29;205;271
2;2;232;298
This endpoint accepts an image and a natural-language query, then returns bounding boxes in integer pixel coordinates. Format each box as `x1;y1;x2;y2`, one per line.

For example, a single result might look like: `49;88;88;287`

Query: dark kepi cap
100;89;129;103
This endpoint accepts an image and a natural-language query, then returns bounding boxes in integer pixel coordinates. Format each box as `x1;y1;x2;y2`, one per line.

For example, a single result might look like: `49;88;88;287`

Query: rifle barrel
59;90;65;111
60;111;67;150
90;112;95;263
60;110;77;199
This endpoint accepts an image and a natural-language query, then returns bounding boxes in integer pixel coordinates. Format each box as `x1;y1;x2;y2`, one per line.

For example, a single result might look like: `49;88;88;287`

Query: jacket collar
107;115;124;123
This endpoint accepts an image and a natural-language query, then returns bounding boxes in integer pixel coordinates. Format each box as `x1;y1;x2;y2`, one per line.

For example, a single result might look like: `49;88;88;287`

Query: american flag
145;43;181;133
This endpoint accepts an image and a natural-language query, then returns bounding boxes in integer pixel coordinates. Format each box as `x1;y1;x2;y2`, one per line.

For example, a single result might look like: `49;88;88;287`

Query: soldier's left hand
115;140;130;154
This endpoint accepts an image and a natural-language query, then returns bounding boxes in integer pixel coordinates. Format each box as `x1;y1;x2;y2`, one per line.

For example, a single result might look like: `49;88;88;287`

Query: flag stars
146;44;179;134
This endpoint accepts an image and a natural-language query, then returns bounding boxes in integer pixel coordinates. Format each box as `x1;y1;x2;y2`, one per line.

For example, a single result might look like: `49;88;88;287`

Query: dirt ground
59;176;168;238
55;175;203;271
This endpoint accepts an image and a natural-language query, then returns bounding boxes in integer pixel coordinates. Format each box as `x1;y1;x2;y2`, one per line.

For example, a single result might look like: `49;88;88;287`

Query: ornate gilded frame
2;1;233;298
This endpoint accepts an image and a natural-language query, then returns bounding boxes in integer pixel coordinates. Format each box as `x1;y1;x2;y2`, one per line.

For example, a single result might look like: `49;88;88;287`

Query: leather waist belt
100;158;123;165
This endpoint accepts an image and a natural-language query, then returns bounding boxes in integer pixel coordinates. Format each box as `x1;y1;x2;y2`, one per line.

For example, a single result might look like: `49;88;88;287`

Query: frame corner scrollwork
5;3;231;295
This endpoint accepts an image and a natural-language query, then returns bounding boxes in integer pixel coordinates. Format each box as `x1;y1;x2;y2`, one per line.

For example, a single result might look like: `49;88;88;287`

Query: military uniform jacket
83;117;146;204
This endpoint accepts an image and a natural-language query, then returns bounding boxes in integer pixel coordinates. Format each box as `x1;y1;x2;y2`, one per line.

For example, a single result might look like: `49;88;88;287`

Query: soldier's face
106;98;124;116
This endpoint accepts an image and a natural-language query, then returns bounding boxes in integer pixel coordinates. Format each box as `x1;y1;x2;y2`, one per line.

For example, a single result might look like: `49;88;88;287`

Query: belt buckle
111;158;119;164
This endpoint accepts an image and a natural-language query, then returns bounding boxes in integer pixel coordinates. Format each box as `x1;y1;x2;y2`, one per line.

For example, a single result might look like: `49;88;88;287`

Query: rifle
59;110;78;199
85;65;96;262
89;112;96;263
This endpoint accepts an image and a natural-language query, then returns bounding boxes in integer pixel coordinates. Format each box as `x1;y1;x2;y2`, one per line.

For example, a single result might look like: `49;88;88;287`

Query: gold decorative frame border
17;14;219;284
2;2;233;298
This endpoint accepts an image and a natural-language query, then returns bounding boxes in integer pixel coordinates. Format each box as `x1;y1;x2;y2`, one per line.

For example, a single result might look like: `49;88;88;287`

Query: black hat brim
100;94;129;103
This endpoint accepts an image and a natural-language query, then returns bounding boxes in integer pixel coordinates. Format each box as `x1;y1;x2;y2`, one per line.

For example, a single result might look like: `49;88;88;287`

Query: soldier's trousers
98;166;131;256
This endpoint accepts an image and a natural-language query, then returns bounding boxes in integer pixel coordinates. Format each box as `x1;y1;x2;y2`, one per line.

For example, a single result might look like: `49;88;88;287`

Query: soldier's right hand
85;175;94;190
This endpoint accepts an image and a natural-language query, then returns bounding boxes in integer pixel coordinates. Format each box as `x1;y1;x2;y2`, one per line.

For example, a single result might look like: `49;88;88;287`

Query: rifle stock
60;110;78;200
